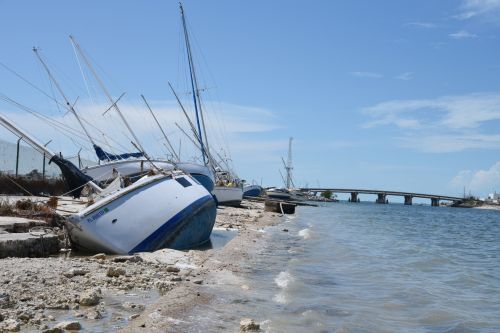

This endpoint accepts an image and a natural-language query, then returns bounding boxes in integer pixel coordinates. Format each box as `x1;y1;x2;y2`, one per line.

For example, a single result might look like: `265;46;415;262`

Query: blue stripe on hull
129;195;217;253
244;188;262;197
191;174;215;192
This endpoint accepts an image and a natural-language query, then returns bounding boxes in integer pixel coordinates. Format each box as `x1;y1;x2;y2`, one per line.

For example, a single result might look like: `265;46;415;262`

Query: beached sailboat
243;184;263;198
177;3;243;206
33;44;215;192
0;113;217;253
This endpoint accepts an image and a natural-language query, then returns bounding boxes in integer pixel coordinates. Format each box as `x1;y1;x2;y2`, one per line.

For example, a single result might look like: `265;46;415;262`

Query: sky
1;0;500;200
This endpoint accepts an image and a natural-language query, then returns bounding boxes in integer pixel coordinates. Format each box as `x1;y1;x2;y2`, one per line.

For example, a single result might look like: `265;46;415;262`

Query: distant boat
266;187;292;201
243;184;263;197
0;114;217;254
213;170;243;206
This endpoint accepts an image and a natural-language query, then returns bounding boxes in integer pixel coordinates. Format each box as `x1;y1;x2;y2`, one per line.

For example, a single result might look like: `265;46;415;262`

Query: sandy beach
0;200;281;332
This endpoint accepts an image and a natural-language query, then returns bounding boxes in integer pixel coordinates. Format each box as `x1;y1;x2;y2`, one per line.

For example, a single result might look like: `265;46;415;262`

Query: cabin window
176;177;192;188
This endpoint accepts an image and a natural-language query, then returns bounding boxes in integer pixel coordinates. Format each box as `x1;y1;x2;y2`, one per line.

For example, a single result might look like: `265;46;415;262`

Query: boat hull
67;173;217;254
82;159;215;192
213;186;243;207
243;184;262;197
266;189;292;200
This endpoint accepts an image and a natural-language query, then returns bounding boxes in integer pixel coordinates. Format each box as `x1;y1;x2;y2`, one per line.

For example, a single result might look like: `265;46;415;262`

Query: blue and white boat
0;113;217;254
243;184;263;198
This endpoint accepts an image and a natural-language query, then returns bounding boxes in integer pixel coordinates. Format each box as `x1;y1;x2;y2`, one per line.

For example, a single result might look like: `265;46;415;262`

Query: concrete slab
0;232;60;258
0;216;47;233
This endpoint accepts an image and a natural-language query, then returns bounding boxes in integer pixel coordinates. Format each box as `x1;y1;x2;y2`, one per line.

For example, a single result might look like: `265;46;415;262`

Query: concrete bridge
299;188;463;206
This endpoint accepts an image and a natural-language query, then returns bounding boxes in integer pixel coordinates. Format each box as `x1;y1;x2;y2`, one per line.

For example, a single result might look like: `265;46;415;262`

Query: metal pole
77;148;82;168
15;137;21;177
42;154;46;180
42;140;52;181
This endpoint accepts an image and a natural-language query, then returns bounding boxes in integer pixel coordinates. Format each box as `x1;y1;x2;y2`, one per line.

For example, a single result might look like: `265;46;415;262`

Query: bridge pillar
350;192;359;203
376;193;387;204
404;195;412;205
431;198;439;206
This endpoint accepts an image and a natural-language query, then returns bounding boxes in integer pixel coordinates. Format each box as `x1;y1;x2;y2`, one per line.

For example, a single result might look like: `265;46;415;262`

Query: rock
193;279;203;285
54;320;82;330
107;267;126;277
85;310;102;320
92;253;106;260
166;266;180;273
170;276;182;282
42;328;63;333
79;289;101;306
129;314;140;320
240;318;260;331
63;268;89;278
2;319;20;332
112;255;143;263
282;229;289;232
0;292;11;308
0;312;3;321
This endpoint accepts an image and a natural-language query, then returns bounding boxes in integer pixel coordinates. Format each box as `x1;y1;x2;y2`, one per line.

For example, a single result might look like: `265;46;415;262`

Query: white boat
0;114;217;254
213;185;243;207
82;159;215;192
67;171;216;253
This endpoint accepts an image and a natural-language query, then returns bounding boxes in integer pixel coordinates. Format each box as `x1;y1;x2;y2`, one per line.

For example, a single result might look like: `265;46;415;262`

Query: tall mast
32;47;96;147
179;2;209;165
286;137;293;189
69;35;146;153
141;94;179;161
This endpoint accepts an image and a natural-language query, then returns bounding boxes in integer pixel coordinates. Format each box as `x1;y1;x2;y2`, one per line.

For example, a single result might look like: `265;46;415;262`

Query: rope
3;176;35;196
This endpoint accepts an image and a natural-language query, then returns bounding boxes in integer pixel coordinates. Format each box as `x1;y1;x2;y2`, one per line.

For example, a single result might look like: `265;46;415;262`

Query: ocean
180;202;500;332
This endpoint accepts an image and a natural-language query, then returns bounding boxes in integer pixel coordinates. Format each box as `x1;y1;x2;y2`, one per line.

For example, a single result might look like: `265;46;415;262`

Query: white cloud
456;0;500;20
405;22;436;29
449;30;478;39
395;72;414;80
349;71;383;79
361;92;500;152
399;134;500;153
451;161;500;195
0;99;281;164
362;93;500;130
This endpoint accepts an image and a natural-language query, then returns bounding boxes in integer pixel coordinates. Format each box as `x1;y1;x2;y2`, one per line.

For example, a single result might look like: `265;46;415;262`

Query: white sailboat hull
67;173;217;254
82;159;215;192
213;186;243;207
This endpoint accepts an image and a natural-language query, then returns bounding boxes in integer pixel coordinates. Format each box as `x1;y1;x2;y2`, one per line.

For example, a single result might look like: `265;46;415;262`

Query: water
179;202;500;332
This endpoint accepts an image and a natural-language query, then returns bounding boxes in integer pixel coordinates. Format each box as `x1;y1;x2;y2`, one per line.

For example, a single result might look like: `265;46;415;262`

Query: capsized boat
82;150;215;193
0;113;217;254
66;168;216;253
243;184;263;197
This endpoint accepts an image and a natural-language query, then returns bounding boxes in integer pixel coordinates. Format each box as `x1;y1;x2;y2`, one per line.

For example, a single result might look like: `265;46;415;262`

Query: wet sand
0;200;282;332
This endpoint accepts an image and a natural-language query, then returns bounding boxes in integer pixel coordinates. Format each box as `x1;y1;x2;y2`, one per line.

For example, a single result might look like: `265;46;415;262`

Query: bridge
299;188;463;206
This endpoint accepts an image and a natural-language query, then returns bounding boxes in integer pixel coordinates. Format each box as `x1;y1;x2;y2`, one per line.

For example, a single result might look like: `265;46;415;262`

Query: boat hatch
176;177;192;188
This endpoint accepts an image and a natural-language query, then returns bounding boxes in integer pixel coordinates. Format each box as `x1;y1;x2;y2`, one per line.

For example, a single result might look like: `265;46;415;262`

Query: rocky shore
0;200;281;332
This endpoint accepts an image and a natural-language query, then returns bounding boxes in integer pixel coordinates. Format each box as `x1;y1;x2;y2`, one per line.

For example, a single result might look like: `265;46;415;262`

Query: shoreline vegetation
0;200;281;332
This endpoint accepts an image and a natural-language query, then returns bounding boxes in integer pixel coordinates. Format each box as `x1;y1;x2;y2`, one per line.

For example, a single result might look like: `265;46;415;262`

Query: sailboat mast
32;47;96;147
286;137;293;189
141;94;179;161
179;3;209;165
69;35;146;153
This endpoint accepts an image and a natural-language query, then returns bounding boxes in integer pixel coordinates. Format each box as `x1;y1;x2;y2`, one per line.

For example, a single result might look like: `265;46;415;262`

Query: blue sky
1;0;500;199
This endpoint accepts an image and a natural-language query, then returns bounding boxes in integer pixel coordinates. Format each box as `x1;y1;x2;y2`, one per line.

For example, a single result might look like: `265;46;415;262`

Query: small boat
0;114;217;254
243;184;263;197
213;186;243;207
266;187;292;200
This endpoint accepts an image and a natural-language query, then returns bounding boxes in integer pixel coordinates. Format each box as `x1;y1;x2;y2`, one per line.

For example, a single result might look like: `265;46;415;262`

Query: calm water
178;202;500;333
